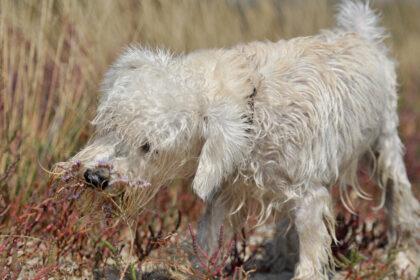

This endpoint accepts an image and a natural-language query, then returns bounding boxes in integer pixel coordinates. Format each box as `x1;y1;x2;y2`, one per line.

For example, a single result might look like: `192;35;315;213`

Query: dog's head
69;47;256;201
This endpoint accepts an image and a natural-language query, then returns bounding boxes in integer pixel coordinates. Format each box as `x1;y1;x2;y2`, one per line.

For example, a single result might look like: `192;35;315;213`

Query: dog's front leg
293;186;335;280
197;196;226;254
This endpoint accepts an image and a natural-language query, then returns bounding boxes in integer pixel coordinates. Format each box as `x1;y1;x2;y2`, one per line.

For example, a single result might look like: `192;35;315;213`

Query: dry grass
1;0;419;279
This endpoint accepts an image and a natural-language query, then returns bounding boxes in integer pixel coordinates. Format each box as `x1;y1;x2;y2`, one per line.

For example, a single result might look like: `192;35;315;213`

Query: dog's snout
83;168;109;189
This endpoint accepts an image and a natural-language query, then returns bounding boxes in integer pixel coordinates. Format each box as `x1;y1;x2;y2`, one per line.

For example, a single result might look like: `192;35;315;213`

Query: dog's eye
141;142;150;153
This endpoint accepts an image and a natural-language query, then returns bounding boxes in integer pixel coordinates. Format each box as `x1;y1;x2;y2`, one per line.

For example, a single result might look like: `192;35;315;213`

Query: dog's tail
336;1;386;46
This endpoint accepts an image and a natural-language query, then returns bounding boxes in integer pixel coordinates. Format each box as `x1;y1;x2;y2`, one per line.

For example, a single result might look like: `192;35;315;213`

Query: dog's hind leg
375;131;420;273
293;186;335;280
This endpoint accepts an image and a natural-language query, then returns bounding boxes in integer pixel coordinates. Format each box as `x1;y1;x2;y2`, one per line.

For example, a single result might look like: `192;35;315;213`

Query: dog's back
234;2;397;204
216;4;419;277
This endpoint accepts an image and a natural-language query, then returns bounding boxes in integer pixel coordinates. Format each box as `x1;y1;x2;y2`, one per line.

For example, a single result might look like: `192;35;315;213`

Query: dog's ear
192;99;251;201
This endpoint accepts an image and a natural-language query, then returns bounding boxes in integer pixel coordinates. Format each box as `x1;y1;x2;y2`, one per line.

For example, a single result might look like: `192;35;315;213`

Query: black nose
84;168;109;189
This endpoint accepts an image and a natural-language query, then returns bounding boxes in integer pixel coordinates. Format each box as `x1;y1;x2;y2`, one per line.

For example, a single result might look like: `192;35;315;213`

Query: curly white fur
70;1;420;279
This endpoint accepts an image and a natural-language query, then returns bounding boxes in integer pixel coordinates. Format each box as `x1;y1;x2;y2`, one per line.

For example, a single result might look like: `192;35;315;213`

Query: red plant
188;225;235;278
134;211;181;263
333;213;388;265
32;265;58;280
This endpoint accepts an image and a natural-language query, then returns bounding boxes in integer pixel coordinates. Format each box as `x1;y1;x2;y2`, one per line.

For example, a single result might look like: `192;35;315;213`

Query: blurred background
0;0;419;278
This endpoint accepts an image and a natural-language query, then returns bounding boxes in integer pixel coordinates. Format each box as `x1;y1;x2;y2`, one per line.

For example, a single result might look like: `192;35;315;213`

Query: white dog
69;1;420;279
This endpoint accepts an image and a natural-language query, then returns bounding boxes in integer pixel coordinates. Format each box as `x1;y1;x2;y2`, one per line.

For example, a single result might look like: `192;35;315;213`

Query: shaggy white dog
70;1;420;279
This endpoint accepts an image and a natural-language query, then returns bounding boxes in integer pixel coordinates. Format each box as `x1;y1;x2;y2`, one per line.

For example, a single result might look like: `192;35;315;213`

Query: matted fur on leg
293;187;336;280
